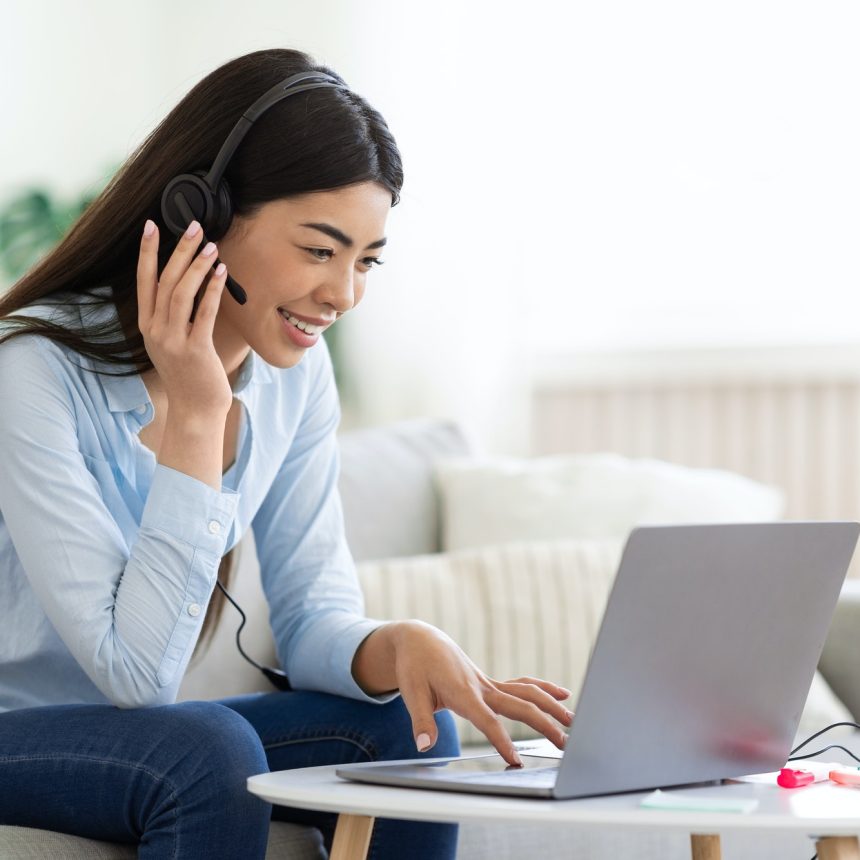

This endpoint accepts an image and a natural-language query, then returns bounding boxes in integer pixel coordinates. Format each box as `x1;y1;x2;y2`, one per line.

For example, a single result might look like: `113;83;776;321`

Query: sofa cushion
434;453;785;552
357;539;622;746
0;821;325;859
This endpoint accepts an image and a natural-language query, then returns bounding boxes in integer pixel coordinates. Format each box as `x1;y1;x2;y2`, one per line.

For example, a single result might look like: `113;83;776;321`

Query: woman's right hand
136;219;233;418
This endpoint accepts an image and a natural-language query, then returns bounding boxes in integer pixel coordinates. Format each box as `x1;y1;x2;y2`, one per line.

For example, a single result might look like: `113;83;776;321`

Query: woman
0;48;572;859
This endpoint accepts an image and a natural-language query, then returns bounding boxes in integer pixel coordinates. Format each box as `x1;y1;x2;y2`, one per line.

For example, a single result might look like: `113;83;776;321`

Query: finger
189;262;227;341
153;220;204;326
168;240;219;329
496;681;574;728
398;679;442;754
505;676;573;701
136;220;159;331
464;703;523;767
485;690;568;750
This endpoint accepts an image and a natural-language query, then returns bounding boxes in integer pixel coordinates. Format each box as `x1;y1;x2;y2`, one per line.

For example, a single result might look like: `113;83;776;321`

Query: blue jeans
0;691;460;859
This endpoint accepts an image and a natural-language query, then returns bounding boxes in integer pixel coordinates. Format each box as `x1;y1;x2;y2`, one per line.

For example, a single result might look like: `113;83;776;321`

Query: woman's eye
304;248;385;269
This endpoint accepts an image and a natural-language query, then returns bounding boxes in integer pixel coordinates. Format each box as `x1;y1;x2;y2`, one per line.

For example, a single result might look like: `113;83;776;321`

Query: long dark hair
0;48;403;655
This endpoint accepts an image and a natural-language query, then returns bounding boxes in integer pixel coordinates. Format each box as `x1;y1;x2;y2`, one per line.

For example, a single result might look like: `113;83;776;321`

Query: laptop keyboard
450;766;558;788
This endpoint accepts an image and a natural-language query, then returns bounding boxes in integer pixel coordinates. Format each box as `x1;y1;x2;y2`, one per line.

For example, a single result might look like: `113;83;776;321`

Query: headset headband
204;70;346;189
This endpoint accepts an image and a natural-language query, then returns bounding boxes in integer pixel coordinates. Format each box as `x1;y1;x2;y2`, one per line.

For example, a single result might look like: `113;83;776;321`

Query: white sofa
3;417;860;859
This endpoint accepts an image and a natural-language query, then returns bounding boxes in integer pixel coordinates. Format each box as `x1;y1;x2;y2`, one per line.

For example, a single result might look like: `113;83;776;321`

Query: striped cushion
356;539;623;746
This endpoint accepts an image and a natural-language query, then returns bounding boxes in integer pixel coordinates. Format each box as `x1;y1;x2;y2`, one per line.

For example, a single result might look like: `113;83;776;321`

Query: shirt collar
100;368;150;414
231;348;276;395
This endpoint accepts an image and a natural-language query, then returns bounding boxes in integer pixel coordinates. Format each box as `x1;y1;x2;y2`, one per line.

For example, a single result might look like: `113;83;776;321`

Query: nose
315;265;355;315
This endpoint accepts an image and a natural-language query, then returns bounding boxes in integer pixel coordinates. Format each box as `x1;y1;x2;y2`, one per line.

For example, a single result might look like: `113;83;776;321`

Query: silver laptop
338;522;859;799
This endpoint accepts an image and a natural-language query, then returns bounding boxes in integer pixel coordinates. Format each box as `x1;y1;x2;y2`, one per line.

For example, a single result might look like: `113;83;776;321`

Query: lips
278;310;324;335
278;308;335;326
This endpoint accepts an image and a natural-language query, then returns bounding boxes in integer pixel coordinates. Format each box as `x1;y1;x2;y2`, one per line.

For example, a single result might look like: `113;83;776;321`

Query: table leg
329;813;375;860
816;837;860;860
691;834;722;860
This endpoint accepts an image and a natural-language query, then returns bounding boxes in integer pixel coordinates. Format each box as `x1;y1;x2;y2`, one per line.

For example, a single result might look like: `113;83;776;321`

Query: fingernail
201;241;216;257
143;219;155;237
513;753;523;767
416;733;432;752
215;262;227;277
185;220;201;238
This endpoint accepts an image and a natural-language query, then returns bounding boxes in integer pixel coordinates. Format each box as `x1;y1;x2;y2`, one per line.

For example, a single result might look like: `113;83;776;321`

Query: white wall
0;1;364;195
1;2;161;195
3;1;860;454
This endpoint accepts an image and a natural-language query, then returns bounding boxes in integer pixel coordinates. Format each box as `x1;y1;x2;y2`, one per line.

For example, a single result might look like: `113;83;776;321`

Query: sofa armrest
819;580;860;722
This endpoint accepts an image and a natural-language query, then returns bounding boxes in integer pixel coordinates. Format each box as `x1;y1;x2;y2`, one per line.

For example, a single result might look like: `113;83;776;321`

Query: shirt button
207;520;222;535
135;404;147;415
187;603;201;617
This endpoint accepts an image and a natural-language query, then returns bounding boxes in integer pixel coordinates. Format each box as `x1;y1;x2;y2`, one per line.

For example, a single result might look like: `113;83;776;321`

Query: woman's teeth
279;309;322;335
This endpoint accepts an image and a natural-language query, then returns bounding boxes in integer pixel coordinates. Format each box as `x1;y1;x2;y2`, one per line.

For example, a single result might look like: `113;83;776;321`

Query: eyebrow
301;222;387;250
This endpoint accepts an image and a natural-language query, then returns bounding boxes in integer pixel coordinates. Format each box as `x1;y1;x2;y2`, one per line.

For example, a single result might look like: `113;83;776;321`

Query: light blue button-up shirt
0;290;390;712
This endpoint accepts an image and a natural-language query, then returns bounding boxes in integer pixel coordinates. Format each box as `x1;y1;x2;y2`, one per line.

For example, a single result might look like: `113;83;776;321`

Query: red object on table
777;768;815;788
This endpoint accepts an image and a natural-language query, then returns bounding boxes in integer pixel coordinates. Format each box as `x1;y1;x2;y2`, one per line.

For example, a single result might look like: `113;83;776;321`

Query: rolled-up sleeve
0;336;239;707
252;342;397;704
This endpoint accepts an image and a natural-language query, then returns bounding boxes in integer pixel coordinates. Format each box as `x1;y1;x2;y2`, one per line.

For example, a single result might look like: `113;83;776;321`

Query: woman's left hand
354;620;574;767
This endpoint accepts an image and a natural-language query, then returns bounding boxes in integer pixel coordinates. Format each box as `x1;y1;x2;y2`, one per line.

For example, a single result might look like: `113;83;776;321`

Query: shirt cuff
291;614;401;704
141;463;240;559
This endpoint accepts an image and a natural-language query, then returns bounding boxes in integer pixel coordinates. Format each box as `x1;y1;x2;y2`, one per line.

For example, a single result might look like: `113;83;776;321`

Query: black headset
160;69;347;692
159;69;347;306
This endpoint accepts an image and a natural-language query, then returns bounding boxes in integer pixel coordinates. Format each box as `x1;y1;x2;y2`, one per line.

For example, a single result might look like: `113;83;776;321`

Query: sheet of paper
515;738;564;759
641;789;759;814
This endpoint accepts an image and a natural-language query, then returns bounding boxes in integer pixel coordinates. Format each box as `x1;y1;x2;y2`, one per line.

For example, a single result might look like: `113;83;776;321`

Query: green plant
0;175;112;285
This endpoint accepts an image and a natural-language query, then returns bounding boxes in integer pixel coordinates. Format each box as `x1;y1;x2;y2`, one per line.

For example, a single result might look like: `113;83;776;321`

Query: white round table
248;759;860;860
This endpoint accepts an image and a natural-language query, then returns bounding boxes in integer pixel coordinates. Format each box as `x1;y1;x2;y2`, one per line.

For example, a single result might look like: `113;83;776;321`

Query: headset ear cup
160;172;215;238
207;175;234;242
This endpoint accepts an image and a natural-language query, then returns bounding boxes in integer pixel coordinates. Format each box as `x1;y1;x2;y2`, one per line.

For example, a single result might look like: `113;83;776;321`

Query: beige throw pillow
434;454;785;553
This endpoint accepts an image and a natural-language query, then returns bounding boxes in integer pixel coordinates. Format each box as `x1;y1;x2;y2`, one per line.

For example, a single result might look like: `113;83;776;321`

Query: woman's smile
277;306;323;346
277;307;334;334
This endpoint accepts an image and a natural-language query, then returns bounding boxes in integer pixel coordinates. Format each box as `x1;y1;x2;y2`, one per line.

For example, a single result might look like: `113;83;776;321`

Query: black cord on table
788;744;860;765
790;721;860;758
